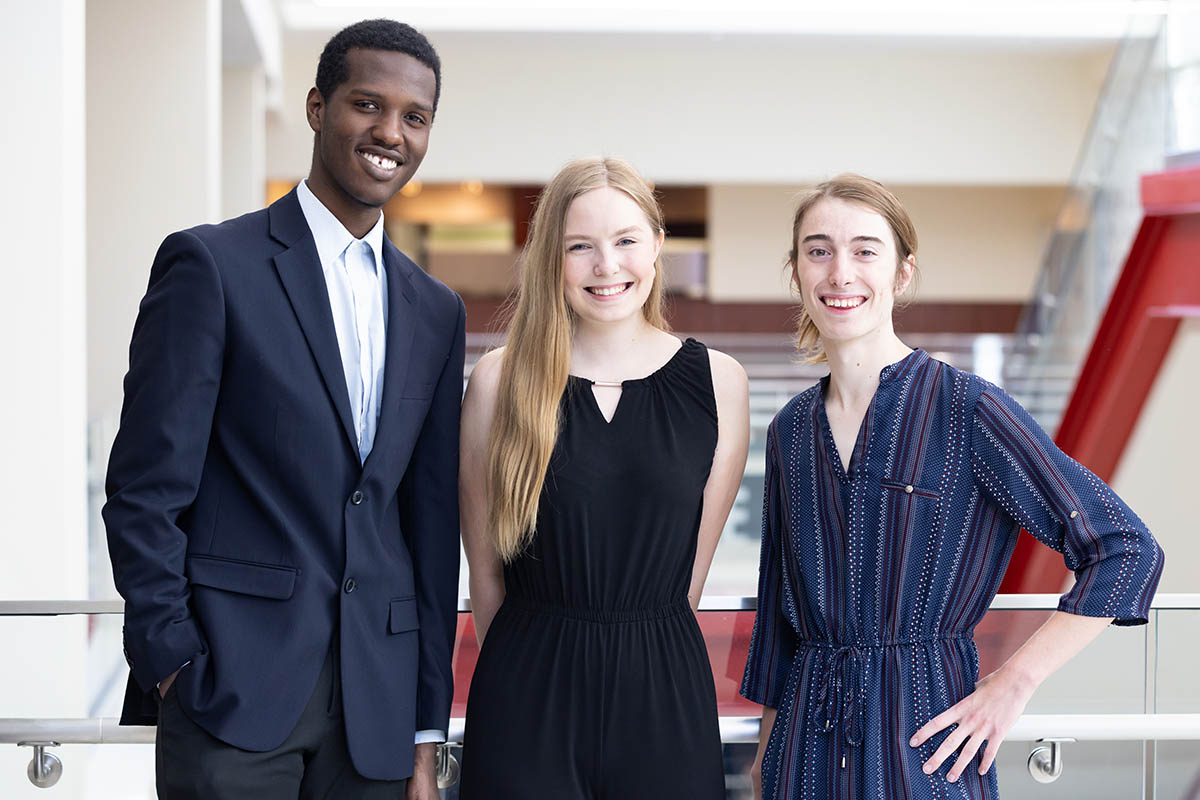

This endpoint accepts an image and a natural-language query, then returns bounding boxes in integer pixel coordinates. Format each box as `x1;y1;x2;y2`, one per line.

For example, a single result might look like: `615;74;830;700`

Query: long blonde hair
487;157;669;561
787;173;919;363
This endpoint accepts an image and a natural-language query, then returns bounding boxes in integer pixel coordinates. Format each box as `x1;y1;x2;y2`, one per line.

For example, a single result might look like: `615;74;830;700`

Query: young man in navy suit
104;19;464;799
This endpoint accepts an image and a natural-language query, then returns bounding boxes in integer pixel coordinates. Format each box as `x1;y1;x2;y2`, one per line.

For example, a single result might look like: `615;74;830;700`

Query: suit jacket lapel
362;241;418;477
269;191;359;458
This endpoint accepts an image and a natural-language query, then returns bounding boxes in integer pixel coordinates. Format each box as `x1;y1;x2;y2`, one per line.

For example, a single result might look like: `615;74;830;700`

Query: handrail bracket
18;740;63;788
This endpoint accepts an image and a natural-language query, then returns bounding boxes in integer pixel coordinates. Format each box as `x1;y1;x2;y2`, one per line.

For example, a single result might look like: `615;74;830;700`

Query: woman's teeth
359;151;398;170
824;296;864;309
588;284;629;296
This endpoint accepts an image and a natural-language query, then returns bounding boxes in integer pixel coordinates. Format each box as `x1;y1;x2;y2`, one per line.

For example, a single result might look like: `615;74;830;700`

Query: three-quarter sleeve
742;420;800;707
970;384;1164;625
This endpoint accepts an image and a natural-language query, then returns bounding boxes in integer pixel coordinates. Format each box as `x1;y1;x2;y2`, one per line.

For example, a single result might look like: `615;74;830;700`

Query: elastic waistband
798;632;972;649
504;596;691;623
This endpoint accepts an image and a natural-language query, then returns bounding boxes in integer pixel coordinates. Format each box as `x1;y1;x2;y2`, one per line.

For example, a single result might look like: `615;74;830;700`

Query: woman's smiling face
792;196;913;347
561;186;663;326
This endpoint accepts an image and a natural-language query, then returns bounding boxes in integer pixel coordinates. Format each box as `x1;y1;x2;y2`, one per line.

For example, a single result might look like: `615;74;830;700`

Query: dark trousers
155;649;408;799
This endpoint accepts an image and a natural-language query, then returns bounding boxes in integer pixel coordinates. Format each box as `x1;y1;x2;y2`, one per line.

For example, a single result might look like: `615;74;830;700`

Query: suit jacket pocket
186;554;298;600
389;596;419;633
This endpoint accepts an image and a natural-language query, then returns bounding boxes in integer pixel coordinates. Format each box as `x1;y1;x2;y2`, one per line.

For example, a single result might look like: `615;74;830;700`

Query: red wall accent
1000;166;1200;593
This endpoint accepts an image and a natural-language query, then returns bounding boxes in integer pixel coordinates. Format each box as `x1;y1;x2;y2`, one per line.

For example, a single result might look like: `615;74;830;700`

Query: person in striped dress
741;174;1164;799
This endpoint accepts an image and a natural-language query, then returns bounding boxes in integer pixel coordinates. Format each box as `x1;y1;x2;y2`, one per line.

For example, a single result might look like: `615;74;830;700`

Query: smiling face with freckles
792;196;914;349
561;186;664;328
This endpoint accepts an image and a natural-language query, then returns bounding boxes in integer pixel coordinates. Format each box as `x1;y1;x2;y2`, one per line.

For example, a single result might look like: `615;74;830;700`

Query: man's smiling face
306;47;437;231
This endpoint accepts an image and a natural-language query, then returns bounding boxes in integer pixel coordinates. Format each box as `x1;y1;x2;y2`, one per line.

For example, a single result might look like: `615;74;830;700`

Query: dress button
344;578;358;594
1069;510;1079;519
904;484;914;494
350;490;364;505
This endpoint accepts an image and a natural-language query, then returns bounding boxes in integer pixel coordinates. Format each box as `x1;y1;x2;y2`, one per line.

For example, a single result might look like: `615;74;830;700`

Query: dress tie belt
801;633;972;765
815;645;865;749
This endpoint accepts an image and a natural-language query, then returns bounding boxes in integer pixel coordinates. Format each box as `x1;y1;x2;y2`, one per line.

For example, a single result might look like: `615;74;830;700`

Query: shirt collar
296;179;386;276
817;348;926;396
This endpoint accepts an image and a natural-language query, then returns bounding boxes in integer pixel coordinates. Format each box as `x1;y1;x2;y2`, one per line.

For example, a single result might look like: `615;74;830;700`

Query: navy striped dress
741;349;1164;799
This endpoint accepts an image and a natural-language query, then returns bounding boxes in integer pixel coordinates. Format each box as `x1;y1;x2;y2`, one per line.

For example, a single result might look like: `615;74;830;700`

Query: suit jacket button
350;490;364;505
344;578;358;594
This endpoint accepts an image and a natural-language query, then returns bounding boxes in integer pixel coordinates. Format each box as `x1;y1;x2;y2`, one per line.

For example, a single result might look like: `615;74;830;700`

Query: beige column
0;2;90;796
87;0;222;426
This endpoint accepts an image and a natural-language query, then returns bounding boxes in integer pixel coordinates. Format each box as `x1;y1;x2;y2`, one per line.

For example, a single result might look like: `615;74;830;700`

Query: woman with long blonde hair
458;157;749;798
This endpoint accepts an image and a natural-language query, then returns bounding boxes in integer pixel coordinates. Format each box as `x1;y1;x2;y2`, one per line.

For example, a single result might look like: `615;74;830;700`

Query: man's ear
305;87;324;133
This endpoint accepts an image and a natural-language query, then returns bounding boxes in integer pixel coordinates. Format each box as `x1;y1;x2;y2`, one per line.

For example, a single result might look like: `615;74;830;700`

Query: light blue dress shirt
296;180;388;464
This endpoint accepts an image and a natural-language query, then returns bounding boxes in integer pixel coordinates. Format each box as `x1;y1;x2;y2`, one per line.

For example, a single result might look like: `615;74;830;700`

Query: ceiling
275;0;1172;45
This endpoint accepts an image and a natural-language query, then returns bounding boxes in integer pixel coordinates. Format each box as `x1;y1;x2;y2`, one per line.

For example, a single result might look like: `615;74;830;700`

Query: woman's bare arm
459;348;507;643
687;349;750;610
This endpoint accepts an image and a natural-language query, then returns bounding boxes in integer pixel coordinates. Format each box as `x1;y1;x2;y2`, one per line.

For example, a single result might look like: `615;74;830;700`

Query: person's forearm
997;610;1112;690
469;574;506;644
757;706;777;757
751;706;777;800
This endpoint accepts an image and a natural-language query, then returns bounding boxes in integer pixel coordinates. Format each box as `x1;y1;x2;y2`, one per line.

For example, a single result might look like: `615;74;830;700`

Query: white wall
268;31;1111;186
223;65;267;218
0;2;90;796
87;0;223;422
707;184;1063;302
1111;318;1200;593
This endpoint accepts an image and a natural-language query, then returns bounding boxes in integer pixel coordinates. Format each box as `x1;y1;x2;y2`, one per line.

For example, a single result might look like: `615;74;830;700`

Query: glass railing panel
994;740;1146;799
5;599;1198;798
1154;608;1200;713
0;614;157;798
1155;739;1200;800
697;610;760;716
974;608;1149;714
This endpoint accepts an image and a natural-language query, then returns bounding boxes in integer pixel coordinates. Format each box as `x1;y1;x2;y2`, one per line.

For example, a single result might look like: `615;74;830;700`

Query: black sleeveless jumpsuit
460;338;725;799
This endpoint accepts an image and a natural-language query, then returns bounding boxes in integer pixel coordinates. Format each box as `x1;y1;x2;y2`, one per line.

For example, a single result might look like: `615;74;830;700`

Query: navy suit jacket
103;189;465;780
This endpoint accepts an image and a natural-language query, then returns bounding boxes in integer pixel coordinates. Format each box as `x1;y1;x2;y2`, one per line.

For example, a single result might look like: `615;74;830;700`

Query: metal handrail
3;593;1198;616
5;713;1200;747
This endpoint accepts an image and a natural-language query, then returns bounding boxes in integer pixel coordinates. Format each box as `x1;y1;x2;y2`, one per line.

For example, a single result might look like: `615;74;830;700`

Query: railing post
436;743;461;788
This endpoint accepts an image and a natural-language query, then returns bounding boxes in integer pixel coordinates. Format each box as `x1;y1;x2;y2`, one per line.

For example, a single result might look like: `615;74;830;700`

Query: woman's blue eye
567;243;590;252
617;238;636;246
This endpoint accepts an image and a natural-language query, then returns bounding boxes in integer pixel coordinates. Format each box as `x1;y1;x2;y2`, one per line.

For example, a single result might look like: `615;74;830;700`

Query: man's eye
808;248;830;258
858;249;878;258
356;101;378;111
406;113;428;126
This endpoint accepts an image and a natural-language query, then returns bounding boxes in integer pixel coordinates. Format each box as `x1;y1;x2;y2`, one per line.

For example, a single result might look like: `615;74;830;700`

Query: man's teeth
359;151;398;170
824;296;864;309
589;284;628;296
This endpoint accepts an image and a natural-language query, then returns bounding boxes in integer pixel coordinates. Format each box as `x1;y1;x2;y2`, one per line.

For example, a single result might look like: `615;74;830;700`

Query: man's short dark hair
315;19;442;111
